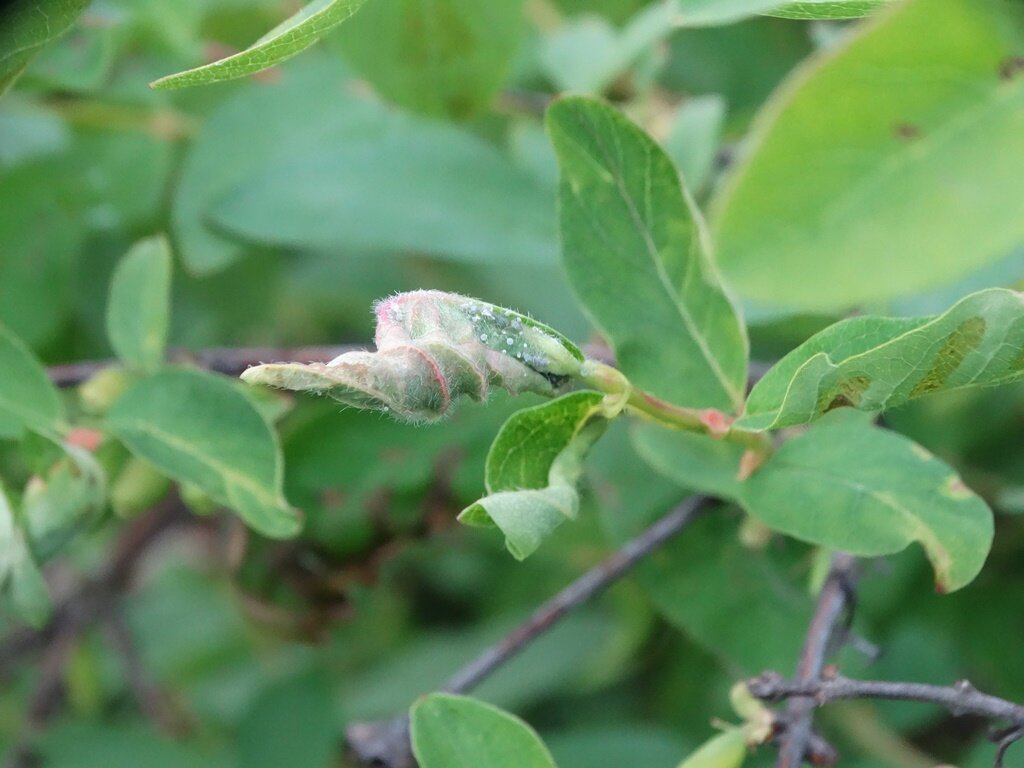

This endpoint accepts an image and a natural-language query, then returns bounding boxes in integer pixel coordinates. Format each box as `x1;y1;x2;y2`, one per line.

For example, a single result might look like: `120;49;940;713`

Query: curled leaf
242;291;584;422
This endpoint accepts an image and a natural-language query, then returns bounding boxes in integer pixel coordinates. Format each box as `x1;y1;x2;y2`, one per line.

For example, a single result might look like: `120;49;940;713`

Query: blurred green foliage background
1;0;1023;766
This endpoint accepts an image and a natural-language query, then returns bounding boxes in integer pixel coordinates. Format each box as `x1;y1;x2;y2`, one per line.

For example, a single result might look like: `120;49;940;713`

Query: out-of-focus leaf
106;368;299;538
592;427;812;673
546;726;688;768
0;0;90;95
631;424;744;500
547;95;747;412
740;411;993;592
766;0;890;20
22;444;106;559
0;323;64;437
540;3;679;94
150;0;369;89
461;391;608;559
675;729;746;768
237;671;336;768
333;0;523;118
107;235;172;372
0;99;69;167
674;0;791;25
713;0;1024;311
35;720;231;768
411;694;557;768
210;121;557;266
0;482;52;627
740;289;1024;431
663;95;726;194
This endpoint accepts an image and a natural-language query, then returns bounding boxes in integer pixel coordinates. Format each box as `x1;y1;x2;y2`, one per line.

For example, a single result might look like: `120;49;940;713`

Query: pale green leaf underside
765;0;890;20
106;235;172;372
0;0;90;95
106;369;299;538
460;391;607;559
0;483;52;627
739;411;993;592
150;0;369;89
411;694;557;768
547;95;747;413
713;0;1024;310
740;289;1024;431
0;324;64;437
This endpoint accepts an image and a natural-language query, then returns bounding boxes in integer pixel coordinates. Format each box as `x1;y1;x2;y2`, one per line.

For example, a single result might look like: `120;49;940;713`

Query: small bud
79;367;132;415
111;457;170;519
730;682;768;722
242;291;585;422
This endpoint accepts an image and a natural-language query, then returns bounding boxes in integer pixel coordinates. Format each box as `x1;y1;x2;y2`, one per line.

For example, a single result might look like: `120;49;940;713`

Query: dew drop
480;334;488;342
506;337;514;346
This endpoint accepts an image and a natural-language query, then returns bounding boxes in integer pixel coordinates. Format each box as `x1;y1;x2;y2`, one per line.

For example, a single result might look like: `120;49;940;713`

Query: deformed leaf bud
241;291;585;422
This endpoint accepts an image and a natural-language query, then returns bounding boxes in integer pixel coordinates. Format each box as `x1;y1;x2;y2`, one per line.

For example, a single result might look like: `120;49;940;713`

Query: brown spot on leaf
999;55;1024;81
816;374;871;415
893;122;922;141
910;317;987;397
945;476;971;499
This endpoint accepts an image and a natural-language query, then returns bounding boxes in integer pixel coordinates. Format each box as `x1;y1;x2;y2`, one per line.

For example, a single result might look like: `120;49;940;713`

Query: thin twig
776;552;859;768
48;345;360;387
750;673;1024;767
345;496;713;767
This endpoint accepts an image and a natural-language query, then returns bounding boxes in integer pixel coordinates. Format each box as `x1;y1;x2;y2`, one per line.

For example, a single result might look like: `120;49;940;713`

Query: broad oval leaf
713;0;1024;311
0;0;90;95
740;289;1024;431
209;122;558;266
739;411;994;592
547;95;747;413
0;482;51;627
411;694;557;768
106;235;172;372
765;0;890;19
460;391;608;559
150;0;370;90
243;291;583;423
106;368;299;538
332;0;524;119
0;323;64;438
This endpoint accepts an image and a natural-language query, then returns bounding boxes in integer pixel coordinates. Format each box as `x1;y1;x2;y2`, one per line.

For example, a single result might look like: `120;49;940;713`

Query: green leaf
673;0;791;25
663;95;726;195
0;0;90;95
410;694;558;768
0;323;64;437
209;121;557;266
676;729;747;768
765;0;890;19
0;482;52;627
740;289;1024;431
237;672;335;768
22;444;107;560
106;368;299;538
460;391;608;559
631;424;745;500
106;235;172;372
150;0;370;90
547;95;747;413
332;0;524;118
739;411;994;592
713;0;1024;311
